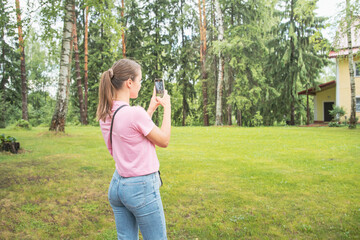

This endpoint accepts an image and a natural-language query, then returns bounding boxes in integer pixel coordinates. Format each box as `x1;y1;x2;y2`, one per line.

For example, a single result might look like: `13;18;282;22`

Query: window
355;62;360;77
357;97;360;112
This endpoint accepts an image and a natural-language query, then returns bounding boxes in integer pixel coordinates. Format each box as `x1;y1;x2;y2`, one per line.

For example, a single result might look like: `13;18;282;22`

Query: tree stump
1;142;20;154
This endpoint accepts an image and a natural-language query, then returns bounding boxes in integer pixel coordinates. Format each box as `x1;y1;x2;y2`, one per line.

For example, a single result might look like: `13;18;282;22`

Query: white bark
49;0;74;132
346;0;356;128
215;0;224;126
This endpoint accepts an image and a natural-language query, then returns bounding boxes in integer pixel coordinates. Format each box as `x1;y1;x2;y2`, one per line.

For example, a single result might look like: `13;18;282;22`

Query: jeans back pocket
121;181;147;209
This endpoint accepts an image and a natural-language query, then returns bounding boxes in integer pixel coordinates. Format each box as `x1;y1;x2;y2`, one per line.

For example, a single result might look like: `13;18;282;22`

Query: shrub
328;122;341;127
329;106;346;122
251;111;263;127
15;119;32;130
1;134;17;143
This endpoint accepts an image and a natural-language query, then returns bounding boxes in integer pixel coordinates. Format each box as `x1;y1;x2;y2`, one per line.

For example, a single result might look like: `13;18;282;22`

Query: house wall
315;87;336;121
338;55;360;122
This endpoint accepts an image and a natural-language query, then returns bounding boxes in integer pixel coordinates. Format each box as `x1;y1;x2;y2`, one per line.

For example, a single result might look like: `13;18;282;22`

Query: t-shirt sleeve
132;106;155;136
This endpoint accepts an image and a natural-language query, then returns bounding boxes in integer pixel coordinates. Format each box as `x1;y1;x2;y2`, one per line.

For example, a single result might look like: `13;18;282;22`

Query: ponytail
96;69;115;122
96;59;141;122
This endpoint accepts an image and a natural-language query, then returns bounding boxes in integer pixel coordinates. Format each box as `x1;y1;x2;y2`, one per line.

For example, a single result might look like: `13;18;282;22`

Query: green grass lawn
1;126;359;239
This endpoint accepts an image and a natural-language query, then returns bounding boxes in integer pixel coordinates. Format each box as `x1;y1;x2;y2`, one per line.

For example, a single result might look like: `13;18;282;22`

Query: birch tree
346;0;357;128
214;0;224;126
49;0;74;132
15;0;28;121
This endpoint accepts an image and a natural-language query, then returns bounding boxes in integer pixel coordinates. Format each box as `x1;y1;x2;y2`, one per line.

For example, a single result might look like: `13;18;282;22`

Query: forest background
1;0;359;130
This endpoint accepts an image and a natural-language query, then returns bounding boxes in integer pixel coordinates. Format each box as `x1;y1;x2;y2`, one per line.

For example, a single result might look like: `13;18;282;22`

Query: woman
96;59;171;240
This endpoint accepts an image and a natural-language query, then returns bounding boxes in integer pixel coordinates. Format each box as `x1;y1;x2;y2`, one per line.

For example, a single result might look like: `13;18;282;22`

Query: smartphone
154;78;165;97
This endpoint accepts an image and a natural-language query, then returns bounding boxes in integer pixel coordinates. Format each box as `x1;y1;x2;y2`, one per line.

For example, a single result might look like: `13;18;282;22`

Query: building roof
298;80;336;95
329;47;359;58
329;18;360;58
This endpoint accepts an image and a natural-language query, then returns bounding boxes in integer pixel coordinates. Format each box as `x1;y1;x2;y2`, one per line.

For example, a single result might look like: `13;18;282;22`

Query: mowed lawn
0;126;359;239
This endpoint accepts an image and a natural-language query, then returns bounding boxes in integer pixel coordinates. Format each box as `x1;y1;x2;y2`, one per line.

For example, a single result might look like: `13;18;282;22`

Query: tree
84;5;89;125
346;0;357;128
218;0;276;126
267;0;327;125
121;0;126;58
198;0;209;126
15;0;28;121
175;0;198;126
85;0;122;124
49;0;75;132
72;4;86;125
1;0;21;128
214;0;224;126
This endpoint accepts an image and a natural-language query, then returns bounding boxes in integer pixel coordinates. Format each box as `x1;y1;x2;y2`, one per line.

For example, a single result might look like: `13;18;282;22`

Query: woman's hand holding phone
158;90;171;110
146;87;171;148
147;87;162;117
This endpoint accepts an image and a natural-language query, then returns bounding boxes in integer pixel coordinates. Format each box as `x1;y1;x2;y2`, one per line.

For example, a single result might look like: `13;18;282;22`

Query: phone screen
155;78;164;97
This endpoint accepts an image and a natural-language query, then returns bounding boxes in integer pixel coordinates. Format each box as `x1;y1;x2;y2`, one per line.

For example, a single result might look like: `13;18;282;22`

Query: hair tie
108;68;114;79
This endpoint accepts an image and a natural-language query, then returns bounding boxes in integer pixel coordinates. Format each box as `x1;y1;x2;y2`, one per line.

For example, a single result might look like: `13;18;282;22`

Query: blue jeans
108;170;167;240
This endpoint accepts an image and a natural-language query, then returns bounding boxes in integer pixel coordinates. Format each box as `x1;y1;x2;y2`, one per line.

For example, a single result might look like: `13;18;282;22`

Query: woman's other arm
146;90;171;148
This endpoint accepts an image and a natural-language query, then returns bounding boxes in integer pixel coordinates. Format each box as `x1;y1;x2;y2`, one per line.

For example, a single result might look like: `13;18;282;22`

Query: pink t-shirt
100;101;159;177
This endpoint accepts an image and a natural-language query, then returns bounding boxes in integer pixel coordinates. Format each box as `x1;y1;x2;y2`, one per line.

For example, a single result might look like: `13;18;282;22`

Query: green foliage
267;0;329;125
251;111;263;127
84;0;124;125
348;117;359;129
15;119;32;130
28;91;56;127
328;121;341;127
329;105;346;122
1;0;22;128
0;133;17;143
1;0;335;128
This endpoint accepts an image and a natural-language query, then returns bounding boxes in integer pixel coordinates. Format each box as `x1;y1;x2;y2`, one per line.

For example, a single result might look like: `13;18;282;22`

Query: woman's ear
125;78;132;88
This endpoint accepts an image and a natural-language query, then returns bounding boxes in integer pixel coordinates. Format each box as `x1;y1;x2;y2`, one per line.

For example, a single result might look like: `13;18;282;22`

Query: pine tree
268;0;327;125
198;0;209;126
15;0;28;121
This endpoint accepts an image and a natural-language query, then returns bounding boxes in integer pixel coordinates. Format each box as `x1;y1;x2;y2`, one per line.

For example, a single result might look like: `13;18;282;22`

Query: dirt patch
0;148;32;155
36;131;73;137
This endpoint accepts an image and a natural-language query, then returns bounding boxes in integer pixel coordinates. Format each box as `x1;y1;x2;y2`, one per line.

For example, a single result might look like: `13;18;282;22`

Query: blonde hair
96;59;141;122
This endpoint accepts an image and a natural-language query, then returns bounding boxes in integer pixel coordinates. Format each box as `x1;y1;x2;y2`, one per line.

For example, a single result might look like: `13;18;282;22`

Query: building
298;20;360;123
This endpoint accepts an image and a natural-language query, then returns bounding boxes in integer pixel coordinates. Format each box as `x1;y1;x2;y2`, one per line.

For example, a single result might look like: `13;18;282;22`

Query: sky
315;0;343;41
316;0;341;17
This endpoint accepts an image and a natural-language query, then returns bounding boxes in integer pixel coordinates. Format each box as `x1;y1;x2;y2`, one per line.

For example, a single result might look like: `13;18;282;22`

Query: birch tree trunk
214;0;224;126
198;0;209;126
346;0;357;128
15;0;28;121
0;34;6;128
84;6;89;125
1;21;6;128
49;0;74;132
72;6;85;125
65;23;74;121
